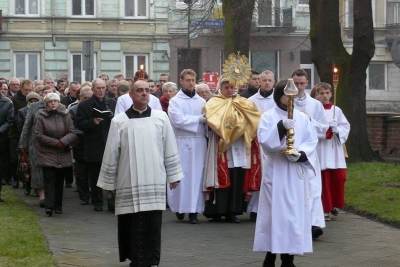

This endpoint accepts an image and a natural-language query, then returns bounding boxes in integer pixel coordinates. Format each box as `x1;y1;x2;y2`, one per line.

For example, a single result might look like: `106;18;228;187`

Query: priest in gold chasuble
203;72;261;223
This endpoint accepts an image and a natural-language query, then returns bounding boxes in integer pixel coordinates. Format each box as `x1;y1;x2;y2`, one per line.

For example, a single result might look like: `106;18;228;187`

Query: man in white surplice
254;80;318;267
167;69;207;224
292;69;329;240
97;80;183;267
247;69;276;221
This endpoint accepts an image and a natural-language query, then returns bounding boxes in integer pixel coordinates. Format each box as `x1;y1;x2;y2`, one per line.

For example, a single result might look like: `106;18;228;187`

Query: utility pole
185;0;192;48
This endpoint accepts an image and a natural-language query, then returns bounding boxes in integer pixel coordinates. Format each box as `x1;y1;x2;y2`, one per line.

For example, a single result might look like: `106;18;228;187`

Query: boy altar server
314;82;350;218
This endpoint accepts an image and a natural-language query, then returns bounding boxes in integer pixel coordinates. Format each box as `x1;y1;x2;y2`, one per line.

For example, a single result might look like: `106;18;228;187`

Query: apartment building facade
0;0;170;82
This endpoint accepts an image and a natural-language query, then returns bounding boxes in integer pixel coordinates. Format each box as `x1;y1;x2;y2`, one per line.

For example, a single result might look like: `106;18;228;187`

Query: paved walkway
21;188;400;267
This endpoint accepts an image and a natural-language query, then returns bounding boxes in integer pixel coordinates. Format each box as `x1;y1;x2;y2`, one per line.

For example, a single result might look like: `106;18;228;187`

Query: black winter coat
75;95;116;163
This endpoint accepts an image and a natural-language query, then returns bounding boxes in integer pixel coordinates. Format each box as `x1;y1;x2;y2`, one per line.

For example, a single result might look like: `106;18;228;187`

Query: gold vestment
204;94;261;152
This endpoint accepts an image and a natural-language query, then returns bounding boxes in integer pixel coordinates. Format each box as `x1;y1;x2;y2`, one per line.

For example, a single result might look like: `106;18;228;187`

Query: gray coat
0;96;14;137
34;105;77;168
18;101;45;189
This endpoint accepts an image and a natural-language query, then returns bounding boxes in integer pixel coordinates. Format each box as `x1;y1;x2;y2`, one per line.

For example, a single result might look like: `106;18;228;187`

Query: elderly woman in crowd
34;93;77;216
160;81;178;112
0;82;8;97
195;83;213;101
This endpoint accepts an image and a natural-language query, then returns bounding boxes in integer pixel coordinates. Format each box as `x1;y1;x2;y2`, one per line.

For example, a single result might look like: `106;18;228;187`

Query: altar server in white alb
97;80;183;267
314;82;350;219
167;69;207;224
247;69;276;221
292;69;329;239
114;71;162;115
254;80;318;267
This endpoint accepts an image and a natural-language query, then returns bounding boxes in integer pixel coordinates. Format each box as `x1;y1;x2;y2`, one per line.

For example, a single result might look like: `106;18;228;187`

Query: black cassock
118;106;163;267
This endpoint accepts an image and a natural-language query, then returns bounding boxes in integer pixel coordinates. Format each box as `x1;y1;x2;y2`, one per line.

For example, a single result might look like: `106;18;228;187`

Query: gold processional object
222;52;252;90
282;78;299;156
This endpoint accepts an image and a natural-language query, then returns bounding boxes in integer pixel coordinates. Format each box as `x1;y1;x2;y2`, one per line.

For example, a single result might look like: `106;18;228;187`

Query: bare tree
222;0;256;56
309;0;376;161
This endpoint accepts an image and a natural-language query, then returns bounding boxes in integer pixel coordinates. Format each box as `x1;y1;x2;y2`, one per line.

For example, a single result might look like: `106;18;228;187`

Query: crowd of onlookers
0;70;219;216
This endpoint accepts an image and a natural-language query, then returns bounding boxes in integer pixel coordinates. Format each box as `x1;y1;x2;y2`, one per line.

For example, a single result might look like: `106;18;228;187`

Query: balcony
253;7;295;34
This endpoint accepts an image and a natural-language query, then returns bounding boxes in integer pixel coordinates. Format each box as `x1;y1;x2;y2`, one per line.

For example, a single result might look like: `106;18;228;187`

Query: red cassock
215;139;261;194
321;169;347;213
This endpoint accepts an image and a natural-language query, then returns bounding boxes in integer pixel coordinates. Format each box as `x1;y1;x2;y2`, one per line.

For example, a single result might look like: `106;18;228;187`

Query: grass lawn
346;162;400;227
0;187;54;267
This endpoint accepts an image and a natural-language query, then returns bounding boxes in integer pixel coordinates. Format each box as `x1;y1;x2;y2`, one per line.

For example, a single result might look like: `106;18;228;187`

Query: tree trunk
309;0;376;161
222;0;255;56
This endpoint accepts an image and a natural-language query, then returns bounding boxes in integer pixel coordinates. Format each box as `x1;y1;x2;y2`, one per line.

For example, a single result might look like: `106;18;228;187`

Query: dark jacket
11;91;28;112
240;86;259;99
34;105;77;168
69;102;84;162
16;106;29;135
76;95;116;163
0;96;14;140
61;95;77;107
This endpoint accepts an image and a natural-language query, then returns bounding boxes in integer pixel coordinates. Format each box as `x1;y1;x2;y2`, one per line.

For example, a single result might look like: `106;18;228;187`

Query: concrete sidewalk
21;188;400;267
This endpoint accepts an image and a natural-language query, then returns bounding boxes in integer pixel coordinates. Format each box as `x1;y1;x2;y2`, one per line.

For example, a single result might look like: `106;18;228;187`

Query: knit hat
44;92;60;103
26;92;41;102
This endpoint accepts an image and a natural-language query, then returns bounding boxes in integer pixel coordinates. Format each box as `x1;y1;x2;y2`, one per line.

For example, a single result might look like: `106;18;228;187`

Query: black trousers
43;167;69;210
204;167;245;217
118;211;162;267
74;160;89;202
64;166;73;185
0;136;9;194
8;137;18;183
87;162;103;207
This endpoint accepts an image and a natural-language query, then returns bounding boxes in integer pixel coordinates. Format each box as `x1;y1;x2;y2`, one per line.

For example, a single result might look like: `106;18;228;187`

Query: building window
14;53;40;80
15;0;39;15
70;53;97;82
300;50;319;91
387;0;400;25
258;0;273;26
368;63;386;90
124;54;148;78
250;51;278;76
298;0;309;4
72;0;95;16
71;54;82;83
125;0;148;17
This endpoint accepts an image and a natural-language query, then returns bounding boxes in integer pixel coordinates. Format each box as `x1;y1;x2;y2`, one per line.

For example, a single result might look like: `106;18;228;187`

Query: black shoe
263;252;276;267
39;200;45;208
331;208;339;216
226;215;240;223
45;208;53;217
65;183;72;188
80;200;89;205
208;215;222;222
176;212;185;221
94;206;103;212
281;254;295;267
189;213;198;224
312;226;323;240
249;212;257;222
54;209;63;214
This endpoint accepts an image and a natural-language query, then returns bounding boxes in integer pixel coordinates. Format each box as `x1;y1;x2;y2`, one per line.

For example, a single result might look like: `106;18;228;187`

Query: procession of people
0;57;350;267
